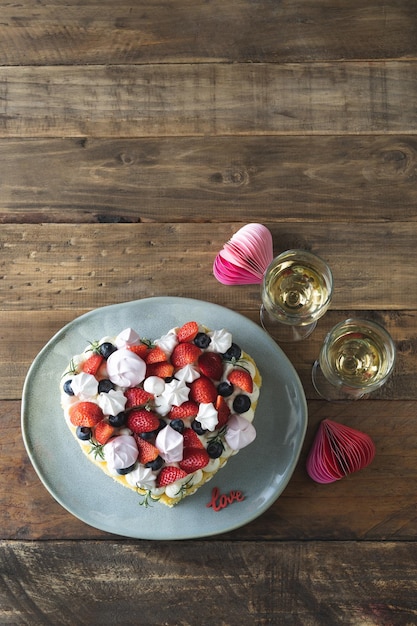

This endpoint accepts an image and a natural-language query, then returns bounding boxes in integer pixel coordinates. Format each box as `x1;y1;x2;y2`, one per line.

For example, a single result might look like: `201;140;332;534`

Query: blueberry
164;376;175;383
191;419;207;435
157;418;168;433
109;411;127;427
99;342;117;359
116;463;136;475
207;440;223;458
98;379;115;394
194;332;211;349
222;343;242;361
233;394;251;413
170;419;184;433
63;379;74;396
217;381;234;397
76;426;92;441
139;431;155;441
145;456;164;471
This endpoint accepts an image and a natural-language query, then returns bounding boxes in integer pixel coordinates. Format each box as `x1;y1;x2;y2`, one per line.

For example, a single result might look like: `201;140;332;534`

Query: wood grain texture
8;399;417;541
1;136;417;224
1;62;417;138
0;0;416;65
1;540;416;624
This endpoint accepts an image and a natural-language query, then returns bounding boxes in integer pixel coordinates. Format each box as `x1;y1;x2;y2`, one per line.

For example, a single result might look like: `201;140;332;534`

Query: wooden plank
0;1;416;65
0;540;416;624
1;62;417;137
1;136;417;224
8;398;417;540
1;223;417;310
6;309;416;401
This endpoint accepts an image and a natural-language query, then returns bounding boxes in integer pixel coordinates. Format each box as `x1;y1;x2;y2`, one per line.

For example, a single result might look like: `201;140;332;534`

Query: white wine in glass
312;318;396;401
260;249;333;342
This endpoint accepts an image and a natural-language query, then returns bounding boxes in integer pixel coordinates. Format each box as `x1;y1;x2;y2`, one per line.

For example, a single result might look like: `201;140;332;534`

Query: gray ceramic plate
22;297;307;540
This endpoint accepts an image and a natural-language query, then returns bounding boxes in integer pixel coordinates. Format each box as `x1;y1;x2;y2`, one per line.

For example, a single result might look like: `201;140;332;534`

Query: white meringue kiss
114;327;141;348
175;364;200;384
207;329;232;353
97;389;127;416
225;414;256;450
143;375;165;396
154;332;178;356
161;379;190;409
125;464;157;490
197;402;219;431
156;426;184;463
106;348;146;387
70;372;98;400
103;434;138;471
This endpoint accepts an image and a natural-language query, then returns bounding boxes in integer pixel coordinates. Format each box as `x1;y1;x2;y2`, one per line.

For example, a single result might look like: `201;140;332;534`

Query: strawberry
227;368;253;393
127;409;160;434
179;447;210;473
69;401;104;427
94;420;115;445
157;466;188;487
127;343;148;358
168;400;199;420
182;427;204;449
145;346;167;364
189;375;217;404
136;438;160;465
146;361;175;379
171;342;202;368
124;387;154;409
177;321;199;343
81;353;104;375
198;352;223;380
215;395;231;428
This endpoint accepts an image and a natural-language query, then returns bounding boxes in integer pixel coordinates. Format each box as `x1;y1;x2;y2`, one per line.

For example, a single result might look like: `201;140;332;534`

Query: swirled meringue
103;434;138;470
154;332;178;356
114;327;141;348
143;375;165;396
197;402;219;431
70;372;98;400
125;464;157;490
156;426;184;463
225;414;256;450
175;364;200;384
207;329;232;353
97;389;127;416
161;378;190;408
106;348;146;387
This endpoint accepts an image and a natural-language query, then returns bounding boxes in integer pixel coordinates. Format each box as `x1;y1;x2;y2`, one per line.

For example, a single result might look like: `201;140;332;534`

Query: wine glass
260;249;333;342
312;318;396;401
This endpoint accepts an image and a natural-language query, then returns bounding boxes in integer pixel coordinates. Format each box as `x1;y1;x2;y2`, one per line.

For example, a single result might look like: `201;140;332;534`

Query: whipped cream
224;414;256;450
197;402;219;431
114;327;141;348
97;389;127;416
156;426;184;463
103;434;138;470
106;348;146;387
70;372;98;400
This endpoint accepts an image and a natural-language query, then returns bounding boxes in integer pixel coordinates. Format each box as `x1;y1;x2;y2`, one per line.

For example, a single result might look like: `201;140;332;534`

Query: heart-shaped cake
60;321;262;506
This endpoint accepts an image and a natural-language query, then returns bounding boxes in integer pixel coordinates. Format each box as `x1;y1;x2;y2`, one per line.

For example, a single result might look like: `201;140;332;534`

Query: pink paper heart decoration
306;419;376;484
213;223;274;285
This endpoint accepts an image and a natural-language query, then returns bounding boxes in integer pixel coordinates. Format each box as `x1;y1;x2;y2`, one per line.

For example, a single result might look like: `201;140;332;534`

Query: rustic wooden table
2;1;417;624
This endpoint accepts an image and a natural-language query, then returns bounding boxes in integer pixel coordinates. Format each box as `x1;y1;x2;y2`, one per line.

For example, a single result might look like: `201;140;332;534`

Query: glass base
260;305;317;343
311;360;368;401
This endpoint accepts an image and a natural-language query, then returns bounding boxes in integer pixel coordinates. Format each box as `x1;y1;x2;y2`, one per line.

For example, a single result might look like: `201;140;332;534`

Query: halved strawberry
171;343;202;368
127;409;160;434
145;347;167;364
198;352;223;380
81;353;104;375
146;361;175;379
177;321;199;343
179;447;210;473
157;466;188;487
127;343;148;358
69;401;104;427
136;438;160;465
215;395;231;428
124;387;154;409
227;368;253;393
182;427;204;449
168;400;199;420
189;375;217;404
94;420;115;445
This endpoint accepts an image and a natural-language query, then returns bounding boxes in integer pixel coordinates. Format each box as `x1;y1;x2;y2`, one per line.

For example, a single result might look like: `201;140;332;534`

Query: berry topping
157;466;188;487
145;346;167;364
177;321;199;343
116;463;136;475
145;455;164;471
227;368;253;393
124;387;154;409
168;400;199;420
94;420;116;445
69;402;104;427
81;353;104;375
146;361;175;379
171;343;202;368
99;342;117;359
207;440;224;459
98;379;115;394
126;343;148;358
126;409;161;434
222;343;242;361
109;411;128;427
179;448;210;473
170;419;185;433
189;375;217;404
198;352;223;380
136;438;160;465
182;427;204;449
215;395;231;428
191;419;208;435
76;426;92;441
63;379;74;396
217;381;234;397
233;394;251;414
194;332;211;349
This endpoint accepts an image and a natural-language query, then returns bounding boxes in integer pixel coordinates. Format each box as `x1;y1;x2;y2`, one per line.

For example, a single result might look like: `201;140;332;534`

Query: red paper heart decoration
306;419;376;484
213;223;274;285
